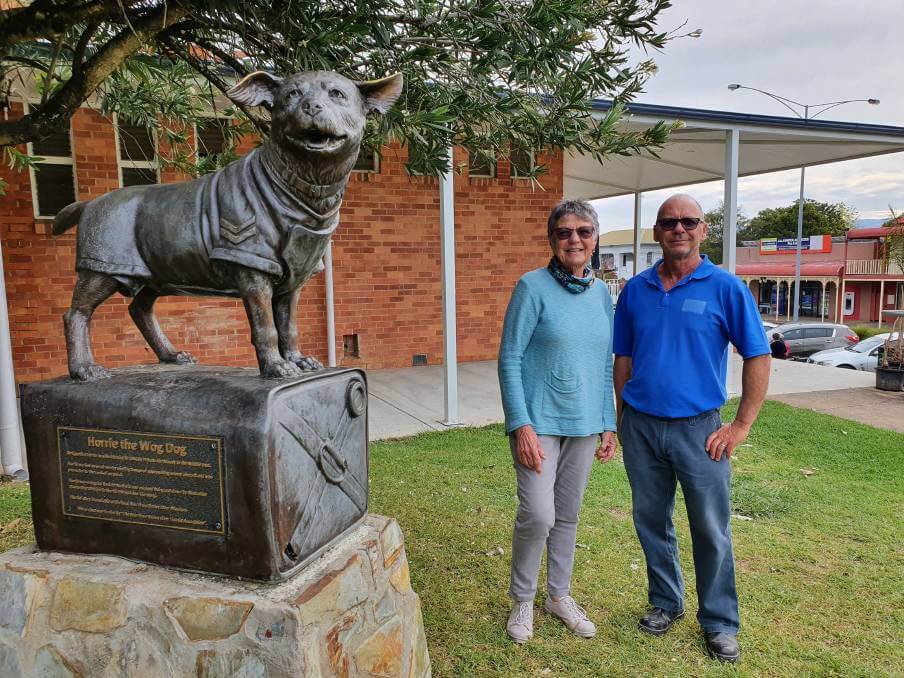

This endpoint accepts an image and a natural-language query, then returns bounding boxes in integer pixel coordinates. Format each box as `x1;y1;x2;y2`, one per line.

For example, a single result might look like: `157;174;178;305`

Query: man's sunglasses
553;227;597;240
656;217;704;231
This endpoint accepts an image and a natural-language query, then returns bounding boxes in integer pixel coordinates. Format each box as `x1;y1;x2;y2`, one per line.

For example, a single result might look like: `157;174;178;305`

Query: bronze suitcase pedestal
22;365;369;581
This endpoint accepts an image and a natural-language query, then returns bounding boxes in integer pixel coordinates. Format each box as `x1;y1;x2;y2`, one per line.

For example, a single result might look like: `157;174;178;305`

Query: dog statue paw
286;352;324;371
72;364;111;382
261;359;305;379
163;351;198;365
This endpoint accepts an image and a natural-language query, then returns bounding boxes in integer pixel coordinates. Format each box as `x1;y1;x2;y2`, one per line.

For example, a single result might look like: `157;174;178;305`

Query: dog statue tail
52;201;86;235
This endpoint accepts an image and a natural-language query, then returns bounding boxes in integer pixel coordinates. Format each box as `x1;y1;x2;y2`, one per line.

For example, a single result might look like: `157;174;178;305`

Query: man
613;194;770;663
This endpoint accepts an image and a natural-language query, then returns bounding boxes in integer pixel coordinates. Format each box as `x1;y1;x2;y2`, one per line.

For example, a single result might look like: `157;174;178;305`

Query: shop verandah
737;264;842;323
740;274;904;327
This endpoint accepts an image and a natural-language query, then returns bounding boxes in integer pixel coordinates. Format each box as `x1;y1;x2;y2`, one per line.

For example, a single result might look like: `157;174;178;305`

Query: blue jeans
621;402;739;634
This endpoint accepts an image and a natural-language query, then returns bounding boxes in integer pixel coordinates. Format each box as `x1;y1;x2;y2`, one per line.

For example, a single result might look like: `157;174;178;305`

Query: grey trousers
509;434;597;601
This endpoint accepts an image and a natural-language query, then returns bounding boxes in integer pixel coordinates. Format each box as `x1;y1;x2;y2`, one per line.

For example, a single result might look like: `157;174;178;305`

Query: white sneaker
544;596;596;638
506;601;534;643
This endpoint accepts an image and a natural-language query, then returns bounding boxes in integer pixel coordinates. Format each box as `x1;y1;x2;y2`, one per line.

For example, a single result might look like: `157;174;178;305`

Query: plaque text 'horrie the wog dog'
57;427;225;535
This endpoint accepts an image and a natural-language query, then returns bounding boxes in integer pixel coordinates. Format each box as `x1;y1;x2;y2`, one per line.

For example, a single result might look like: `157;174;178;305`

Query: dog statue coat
52;70;403;380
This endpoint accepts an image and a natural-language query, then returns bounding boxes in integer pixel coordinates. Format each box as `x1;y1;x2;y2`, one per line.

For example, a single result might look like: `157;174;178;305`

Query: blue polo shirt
613;255;769;418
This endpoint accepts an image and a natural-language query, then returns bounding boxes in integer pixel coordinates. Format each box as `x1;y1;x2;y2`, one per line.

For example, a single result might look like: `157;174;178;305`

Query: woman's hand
514;425;546;474
595;431;616;463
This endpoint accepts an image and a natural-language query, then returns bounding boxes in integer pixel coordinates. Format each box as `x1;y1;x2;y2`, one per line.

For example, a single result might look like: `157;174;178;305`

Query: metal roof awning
736;262;844;277
847;227;891;240
566;101;904;200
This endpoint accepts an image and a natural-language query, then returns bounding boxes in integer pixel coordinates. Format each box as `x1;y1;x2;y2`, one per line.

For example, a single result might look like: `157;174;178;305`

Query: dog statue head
227;70;403;185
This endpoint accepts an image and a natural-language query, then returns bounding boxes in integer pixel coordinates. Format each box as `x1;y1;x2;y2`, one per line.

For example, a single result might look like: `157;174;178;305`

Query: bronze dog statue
53;70;402;380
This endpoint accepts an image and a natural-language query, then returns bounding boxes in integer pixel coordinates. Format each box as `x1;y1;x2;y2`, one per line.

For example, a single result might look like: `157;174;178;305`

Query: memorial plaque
22;365;368;580
57;427;225;535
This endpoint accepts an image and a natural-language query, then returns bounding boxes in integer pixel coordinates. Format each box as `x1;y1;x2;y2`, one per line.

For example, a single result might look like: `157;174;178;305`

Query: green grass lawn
2;401;902;676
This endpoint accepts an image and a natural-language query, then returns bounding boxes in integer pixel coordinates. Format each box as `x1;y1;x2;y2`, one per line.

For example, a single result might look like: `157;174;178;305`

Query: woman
770;331;790;359
497;199;617;643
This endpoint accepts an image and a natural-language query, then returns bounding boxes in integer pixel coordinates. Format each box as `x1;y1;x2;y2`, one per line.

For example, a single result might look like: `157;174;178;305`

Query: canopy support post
632;192;642;276
723;129;740;395
0;238;26;479
439;146;460;426
722;129;739;274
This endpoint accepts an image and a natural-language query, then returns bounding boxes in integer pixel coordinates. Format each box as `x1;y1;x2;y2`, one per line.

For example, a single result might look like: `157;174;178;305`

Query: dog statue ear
227;71;282;107
355;73;404;115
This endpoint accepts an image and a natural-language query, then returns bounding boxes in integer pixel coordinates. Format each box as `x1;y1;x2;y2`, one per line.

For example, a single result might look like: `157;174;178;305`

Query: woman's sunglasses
553;227;597;240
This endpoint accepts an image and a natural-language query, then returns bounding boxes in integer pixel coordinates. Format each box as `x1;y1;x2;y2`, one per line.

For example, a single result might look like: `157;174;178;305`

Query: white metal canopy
566;102;904;200
558;102;904;397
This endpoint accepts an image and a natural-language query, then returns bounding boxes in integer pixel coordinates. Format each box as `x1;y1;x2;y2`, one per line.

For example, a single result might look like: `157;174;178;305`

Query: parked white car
807;333;898;372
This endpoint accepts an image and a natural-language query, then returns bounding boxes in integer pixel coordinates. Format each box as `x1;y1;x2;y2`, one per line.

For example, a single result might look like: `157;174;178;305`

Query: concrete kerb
367;357;877;441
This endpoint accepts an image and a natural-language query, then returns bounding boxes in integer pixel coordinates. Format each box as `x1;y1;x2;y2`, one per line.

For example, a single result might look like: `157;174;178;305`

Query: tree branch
72;20;101;74
0;2;191;146
40;34;66;104
181;35;249;78
158;35;270;137
0;56;50;72
0;1;124;51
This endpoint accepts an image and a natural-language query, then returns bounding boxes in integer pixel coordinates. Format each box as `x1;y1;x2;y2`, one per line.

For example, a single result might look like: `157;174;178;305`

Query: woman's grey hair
547;199;599;237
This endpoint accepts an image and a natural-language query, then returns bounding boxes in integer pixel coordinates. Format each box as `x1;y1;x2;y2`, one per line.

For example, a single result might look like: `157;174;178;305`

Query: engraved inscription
57;427;225;534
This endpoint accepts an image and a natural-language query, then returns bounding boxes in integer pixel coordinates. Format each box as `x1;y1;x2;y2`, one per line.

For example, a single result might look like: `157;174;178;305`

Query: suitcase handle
318;441;348;484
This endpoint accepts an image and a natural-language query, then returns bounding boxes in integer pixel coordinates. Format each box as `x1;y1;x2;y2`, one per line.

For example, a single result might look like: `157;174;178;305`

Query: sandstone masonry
0;514;430;677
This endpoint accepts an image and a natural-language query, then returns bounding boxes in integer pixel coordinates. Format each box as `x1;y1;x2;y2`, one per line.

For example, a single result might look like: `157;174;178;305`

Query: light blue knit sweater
498;268;617;436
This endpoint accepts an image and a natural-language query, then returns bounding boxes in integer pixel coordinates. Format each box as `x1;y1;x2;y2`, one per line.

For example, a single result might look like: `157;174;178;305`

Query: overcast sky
592;0;904;232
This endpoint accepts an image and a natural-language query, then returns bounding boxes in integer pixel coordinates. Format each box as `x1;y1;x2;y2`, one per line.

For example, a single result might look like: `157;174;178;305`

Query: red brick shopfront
1;104;561;383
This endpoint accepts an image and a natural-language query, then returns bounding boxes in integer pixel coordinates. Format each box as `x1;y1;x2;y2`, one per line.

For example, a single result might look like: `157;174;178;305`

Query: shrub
853;325;886;340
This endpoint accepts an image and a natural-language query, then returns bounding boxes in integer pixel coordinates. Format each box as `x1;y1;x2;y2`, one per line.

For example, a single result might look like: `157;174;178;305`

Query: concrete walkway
367;356;878;440
772;387;904;433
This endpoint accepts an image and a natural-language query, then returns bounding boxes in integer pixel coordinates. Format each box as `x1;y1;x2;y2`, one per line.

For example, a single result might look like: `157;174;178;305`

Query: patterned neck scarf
547;256;595;294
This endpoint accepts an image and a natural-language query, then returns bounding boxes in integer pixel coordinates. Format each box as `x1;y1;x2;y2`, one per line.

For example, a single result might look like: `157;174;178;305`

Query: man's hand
595;431;616;463
514;425;546;473
704;353;770;461
704;421;749;461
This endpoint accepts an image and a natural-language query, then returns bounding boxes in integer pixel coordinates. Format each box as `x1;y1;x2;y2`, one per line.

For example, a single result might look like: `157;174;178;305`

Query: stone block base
0;515;430;677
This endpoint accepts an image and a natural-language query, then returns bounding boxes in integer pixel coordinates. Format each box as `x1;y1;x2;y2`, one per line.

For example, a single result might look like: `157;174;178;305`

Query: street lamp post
727;84;879;321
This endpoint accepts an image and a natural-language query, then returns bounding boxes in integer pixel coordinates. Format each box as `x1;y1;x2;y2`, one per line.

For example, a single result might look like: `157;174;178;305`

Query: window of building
29;125;76;218
646;251;654;266
353;150;379;173
622;253;633;267
195;118;233;157
468;150;495;178
117;120;158;187
601;253;615;271
510;148;535;178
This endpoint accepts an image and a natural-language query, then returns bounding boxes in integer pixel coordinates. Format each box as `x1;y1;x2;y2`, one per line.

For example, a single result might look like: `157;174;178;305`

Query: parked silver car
807;333;899;371
770;322;859;357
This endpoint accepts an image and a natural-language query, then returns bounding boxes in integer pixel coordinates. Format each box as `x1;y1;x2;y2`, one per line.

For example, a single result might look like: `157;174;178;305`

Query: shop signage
759;234;832;255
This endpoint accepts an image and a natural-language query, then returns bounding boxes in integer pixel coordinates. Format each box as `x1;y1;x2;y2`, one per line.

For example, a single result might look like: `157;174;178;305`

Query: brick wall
1;105;561;382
